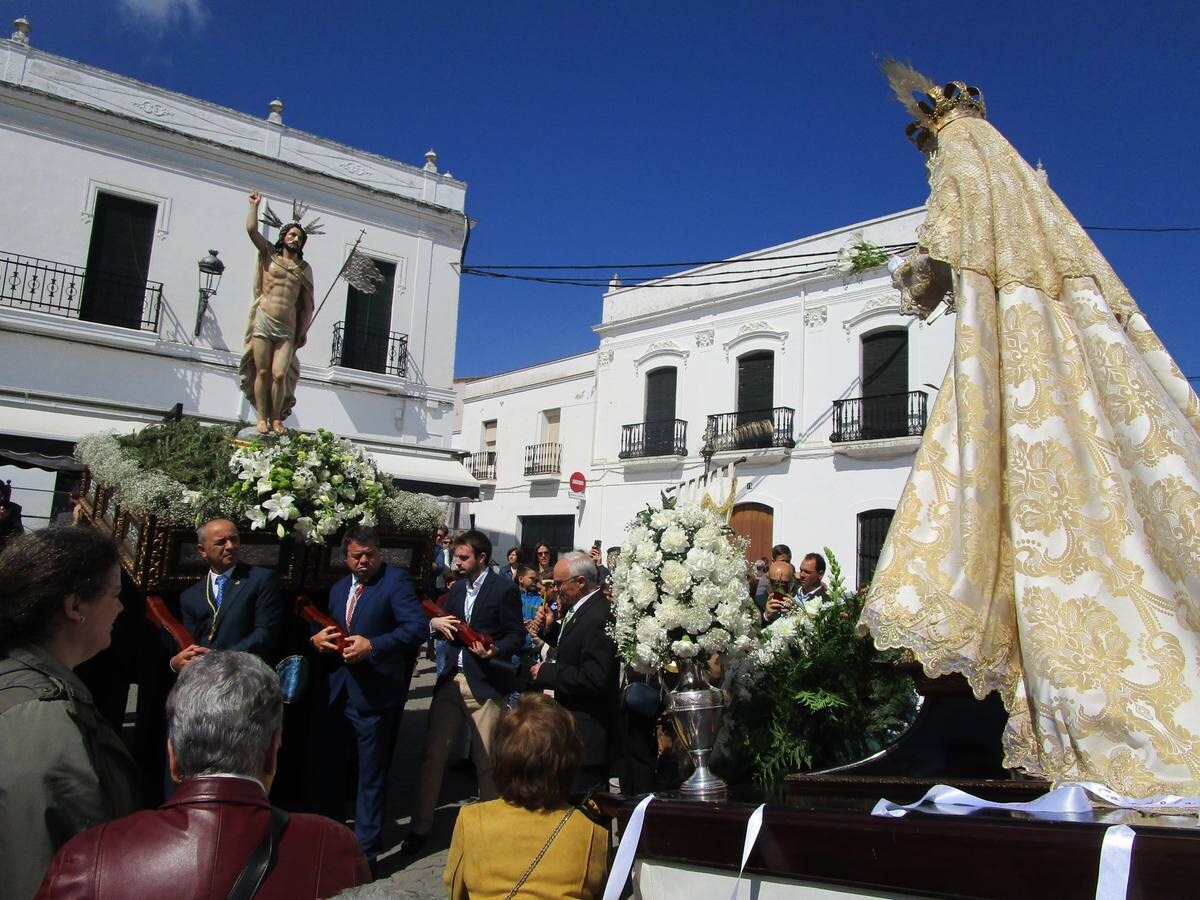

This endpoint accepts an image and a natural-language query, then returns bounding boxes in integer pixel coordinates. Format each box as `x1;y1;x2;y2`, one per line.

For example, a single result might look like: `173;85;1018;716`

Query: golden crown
882;59;986;151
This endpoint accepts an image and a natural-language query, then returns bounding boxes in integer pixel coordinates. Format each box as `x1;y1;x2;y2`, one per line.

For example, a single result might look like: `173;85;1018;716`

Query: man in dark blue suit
401;529;524;853
170;518;282;673
311;525;426;857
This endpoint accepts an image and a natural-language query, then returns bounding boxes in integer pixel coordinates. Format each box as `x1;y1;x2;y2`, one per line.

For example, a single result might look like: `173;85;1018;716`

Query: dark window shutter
80;192;157;329
857;508;895;587
861;331;908;438
862;330;907;396
644;367;678;456
737;351;773;415
342;258;396;373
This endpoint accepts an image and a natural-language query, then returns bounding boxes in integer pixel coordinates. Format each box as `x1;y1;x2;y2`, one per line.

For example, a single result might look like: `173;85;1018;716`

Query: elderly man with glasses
530;550;620;794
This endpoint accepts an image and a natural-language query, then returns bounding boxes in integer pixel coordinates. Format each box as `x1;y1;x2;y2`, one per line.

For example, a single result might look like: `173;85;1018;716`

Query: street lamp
194;249;225;337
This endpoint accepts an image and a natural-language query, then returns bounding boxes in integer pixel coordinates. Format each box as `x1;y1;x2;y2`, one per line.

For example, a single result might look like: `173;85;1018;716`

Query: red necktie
346;581;364;630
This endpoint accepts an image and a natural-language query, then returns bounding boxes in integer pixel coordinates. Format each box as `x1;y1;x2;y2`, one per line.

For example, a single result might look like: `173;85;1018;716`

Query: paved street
366;652;478;897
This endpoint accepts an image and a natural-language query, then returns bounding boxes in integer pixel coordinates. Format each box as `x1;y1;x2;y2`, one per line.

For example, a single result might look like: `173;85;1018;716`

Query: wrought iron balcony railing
831;390;928;442
524;442;562;477
330;321;409;377
1;252;162;332
619;419;687;459
706;407;796;451
468;451;497;481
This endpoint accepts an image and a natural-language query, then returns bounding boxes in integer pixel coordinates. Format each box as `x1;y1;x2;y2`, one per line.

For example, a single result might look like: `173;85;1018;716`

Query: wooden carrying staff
420;599;492;649
294;595;347;652
145;595;195;652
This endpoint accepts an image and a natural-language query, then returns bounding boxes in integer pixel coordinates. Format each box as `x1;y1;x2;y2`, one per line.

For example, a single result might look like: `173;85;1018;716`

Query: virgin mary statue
859;63;1200;799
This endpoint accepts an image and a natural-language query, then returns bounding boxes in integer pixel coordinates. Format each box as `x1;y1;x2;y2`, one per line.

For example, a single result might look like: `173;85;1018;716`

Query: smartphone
592;539;602;551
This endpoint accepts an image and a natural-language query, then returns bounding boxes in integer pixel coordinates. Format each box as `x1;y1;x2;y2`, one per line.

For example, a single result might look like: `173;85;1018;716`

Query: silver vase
666;658;727;799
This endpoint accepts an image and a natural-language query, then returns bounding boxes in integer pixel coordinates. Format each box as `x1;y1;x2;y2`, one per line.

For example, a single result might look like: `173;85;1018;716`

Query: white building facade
0;21;475;527
456;209;955;588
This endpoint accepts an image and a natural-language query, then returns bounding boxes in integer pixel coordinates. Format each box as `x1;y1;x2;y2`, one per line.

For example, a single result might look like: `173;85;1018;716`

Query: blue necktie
214;574;228;608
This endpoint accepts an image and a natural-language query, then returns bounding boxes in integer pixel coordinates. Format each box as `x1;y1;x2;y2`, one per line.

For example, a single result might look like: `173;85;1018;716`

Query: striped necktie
346;581;364;630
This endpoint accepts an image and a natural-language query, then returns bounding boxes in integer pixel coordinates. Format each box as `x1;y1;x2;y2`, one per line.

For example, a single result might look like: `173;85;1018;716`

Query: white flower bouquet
229;428;386;543
610;496;758;673
75;421;445;539
747;594;834;670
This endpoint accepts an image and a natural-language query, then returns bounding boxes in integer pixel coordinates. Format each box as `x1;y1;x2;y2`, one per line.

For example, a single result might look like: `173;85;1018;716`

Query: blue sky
9;0;1199;382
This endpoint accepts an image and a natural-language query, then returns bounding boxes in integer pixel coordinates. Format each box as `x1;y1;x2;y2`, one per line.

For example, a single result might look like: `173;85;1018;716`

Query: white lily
262;492;296;522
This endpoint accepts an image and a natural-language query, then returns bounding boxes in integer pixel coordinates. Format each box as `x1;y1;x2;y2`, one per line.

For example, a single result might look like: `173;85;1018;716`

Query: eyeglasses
537;550;550;556
552;576;580;588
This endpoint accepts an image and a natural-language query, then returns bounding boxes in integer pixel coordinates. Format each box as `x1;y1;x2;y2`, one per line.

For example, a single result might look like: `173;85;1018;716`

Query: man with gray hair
530;549;620;793
36;651;369;898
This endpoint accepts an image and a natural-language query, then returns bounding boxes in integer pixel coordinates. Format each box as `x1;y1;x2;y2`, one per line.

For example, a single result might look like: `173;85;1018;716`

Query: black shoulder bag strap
228;806;290;900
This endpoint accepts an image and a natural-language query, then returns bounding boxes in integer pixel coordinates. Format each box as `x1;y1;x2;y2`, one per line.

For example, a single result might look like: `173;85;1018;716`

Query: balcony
619;419;687;460
330;321;409;377
467;451;497;482
1;252;162;332
706;407;796;453
831;390;927;442
524;442;562;478
830;390;927;459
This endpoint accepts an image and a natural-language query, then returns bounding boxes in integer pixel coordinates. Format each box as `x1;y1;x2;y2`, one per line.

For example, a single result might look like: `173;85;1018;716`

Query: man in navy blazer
402;529;523;853
311;525;427;857
170;518;282;673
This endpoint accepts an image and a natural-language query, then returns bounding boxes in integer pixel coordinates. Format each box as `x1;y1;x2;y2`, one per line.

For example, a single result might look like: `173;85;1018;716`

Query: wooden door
730;502;773;565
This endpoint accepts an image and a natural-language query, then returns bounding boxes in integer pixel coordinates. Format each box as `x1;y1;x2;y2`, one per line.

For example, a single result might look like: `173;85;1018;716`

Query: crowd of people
0;519;831;898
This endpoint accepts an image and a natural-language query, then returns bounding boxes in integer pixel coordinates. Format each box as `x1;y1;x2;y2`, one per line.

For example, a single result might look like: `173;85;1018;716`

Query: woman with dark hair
534;542;554;583
498;546;521;582
444;693;608;899
0;527;140;900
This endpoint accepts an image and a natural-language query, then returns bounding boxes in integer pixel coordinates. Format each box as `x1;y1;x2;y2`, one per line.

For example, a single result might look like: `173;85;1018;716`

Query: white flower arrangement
829;232;892;275
76;423;445;540
751;595;832;666
229;429;388;543
611;497;758;674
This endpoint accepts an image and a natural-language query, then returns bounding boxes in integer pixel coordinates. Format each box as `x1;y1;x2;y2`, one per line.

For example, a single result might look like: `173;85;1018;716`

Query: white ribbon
1095;824;1135;900
728;804;766;900
872;784;1143;900
870;783;1093;818
1068;781;1200;812
603;794;655;900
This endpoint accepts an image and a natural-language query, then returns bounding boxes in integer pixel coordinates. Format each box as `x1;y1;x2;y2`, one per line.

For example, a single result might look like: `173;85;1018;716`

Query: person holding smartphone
588;540;610;586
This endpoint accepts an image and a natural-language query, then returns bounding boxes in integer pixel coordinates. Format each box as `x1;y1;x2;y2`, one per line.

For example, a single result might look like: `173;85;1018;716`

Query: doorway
730;502;773;565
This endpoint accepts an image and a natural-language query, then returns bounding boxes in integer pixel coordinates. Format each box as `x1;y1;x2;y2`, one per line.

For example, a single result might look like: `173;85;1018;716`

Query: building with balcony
0;21;477;525
454;209;955;588
454;352;596;558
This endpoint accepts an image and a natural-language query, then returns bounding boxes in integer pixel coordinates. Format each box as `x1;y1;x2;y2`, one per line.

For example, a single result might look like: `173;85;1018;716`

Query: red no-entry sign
569;471;587;493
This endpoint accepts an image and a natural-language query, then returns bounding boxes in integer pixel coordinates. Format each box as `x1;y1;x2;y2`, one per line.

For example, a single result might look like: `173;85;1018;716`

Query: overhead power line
1085;225;1200;233
462;223;1198;289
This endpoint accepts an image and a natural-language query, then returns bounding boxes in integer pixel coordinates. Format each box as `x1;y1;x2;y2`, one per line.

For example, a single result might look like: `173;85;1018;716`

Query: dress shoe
399;831;429;856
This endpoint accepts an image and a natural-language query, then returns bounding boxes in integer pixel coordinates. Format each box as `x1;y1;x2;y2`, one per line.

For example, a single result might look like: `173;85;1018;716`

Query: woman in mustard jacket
444;693;609;899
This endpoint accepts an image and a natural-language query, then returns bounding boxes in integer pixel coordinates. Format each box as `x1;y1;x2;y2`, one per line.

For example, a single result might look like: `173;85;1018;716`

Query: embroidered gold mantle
859;115;1200;798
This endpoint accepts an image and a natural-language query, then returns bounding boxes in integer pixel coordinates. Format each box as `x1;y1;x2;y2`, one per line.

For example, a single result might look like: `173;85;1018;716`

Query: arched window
736;350;774;418
857;508;894;588
860;329;908;438
644;366;678;455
